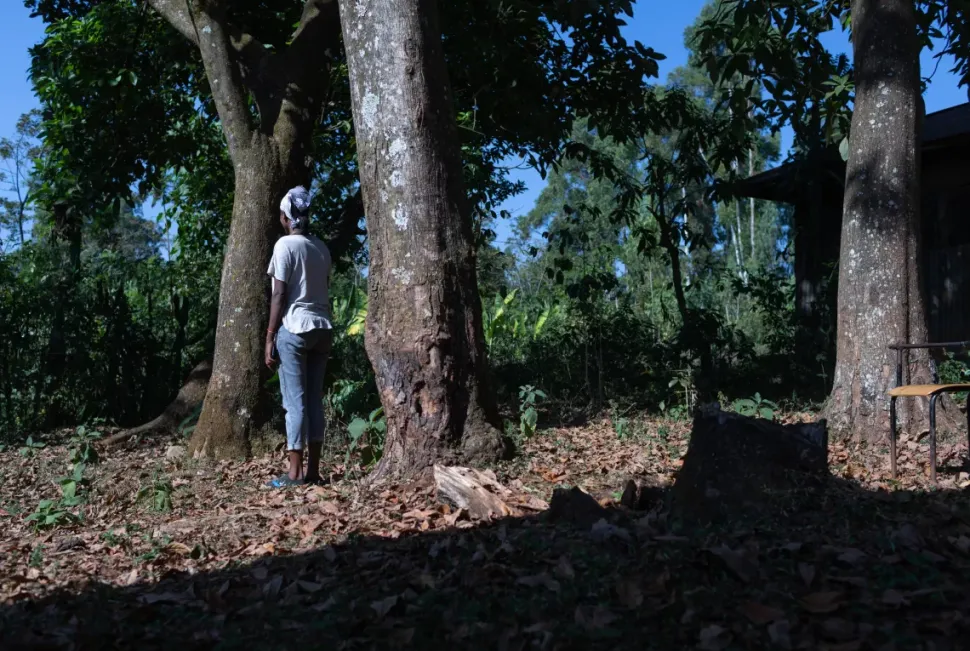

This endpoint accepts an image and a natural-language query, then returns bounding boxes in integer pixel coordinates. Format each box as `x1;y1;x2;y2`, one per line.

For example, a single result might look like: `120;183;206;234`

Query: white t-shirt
267;234;333;334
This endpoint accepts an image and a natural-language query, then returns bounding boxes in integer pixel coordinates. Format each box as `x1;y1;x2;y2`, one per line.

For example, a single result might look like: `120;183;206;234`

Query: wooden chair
888;341;970;483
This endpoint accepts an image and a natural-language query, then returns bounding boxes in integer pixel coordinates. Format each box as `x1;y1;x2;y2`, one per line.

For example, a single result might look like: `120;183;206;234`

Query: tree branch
326;188;366;261
272;0;341;149
145;0;198;46
290;0;341;63
148;0;340;164
147;0;254;161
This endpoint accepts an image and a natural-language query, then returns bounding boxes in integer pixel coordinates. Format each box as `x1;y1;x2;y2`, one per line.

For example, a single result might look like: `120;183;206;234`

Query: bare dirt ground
2;413;969;650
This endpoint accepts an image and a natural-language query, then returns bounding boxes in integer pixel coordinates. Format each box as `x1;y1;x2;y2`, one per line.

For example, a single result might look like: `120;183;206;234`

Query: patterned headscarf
280;186;311;230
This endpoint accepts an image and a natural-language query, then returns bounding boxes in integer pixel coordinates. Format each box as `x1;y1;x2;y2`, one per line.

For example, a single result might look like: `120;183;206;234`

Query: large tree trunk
339;0;508;478
188;142;288;457
825;0;931;442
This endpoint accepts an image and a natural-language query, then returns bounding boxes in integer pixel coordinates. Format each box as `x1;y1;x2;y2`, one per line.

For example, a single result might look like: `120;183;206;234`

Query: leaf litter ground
2;414;970;650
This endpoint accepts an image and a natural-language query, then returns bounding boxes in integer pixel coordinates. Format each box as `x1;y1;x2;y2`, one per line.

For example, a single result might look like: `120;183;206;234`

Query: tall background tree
694;0;970;439
0;110;41;250
828;0;928;439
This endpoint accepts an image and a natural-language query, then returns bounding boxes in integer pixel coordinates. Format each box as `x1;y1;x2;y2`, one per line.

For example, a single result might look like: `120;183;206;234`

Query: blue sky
1;1;966;246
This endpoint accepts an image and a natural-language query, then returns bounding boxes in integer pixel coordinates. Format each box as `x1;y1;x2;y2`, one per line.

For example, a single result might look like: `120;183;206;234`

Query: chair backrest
887;341;970;386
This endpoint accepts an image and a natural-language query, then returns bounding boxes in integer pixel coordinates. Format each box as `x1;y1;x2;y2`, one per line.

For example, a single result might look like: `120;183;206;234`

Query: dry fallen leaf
644;569;669;596
836;548;867;565
820;618;856;641
167;541;194;556
767;619;792;650
799;591;844;614
371;595;399;619
554;555;575;580
590;519;631;543
737;601;784;625
574;605;618;631
708;545;758;582
698;624;732;650
517;573;560;593
139;591;191;605
881;588;908;607
123;568;139;586
262;574;283;599
301;515;328;540
798;562;816;588
615;578;643;608
892;523;924;549
950;535;970;554
443;507;464;526
825;642;861;651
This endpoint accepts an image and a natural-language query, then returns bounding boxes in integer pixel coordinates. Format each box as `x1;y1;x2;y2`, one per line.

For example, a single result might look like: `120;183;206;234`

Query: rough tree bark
339;0;508;478
146;0;340;457
826;0;931;442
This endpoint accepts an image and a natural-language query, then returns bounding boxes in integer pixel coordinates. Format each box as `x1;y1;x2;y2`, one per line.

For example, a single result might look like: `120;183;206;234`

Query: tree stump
433;466;548;520
547;486;608;527
672;403;828;523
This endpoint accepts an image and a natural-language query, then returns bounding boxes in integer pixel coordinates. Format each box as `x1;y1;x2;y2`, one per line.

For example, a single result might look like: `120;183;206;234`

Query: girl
265;186;333;487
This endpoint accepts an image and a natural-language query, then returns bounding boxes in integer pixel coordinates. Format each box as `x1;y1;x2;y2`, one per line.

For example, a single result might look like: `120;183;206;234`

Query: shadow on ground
2;469;970;651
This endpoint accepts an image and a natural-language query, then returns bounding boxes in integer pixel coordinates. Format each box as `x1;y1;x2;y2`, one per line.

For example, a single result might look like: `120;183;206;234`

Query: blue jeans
276;326;333;451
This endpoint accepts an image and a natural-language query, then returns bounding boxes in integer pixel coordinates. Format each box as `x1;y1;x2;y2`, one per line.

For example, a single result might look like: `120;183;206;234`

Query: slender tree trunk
17;206;25;247
340;0;507;477
655;200;688;325
171;294;190;396
826;0;931;442
748;148;756;262
0;340;10;432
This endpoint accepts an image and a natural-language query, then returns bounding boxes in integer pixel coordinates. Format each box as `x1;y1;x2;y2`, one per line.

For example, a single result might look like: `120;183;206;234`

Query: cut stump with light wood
433;465;547;520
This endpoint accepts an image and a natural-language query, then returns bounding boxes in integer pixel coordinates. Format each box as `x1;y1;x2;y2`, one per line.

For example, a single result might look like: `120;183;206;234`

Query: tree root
102;360;212;447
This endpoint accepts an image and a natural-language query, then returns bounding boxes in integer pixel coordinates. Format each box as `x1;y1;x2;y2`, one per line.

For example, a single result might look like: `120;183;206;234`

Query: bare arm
268;278;286;334
265;278;286;367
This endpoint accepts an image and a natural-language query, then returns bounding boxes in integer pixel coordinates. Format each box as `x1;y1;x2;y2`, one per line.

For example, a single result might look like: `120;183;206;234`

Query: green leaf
154;491;172;512
348;418;368;442
838;136;849;161
59;480;77;500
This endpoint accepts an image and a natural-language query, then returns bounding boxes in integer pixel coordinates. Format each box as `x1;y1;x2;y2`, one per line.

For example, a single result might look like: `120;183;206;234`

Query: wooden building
736;102;970;353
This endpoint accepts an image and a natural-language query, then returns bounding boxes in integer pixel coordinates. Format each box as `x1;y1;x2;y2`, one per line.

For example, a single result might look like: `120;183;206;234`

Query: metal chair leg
929;394;939;485
890;396;897;479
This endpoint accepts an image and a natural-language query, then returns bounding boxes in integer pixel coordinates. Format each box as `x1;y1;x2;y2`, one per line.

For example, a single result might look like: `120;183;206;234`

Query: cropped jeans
276;325;333;451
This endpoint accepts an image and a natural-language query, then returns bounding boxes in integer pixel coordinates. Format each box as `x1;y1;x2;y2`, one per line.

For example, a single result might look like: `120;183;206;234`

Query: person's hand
265;338;277;369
